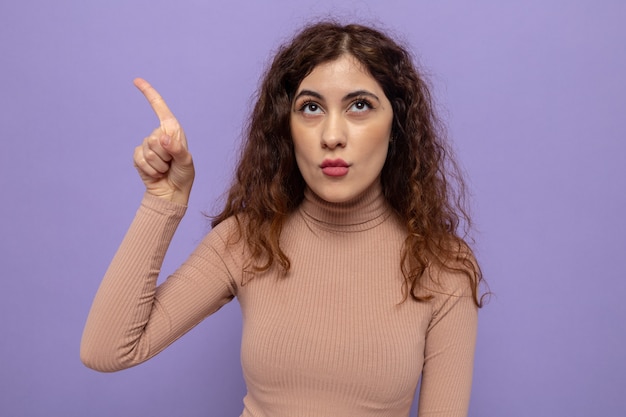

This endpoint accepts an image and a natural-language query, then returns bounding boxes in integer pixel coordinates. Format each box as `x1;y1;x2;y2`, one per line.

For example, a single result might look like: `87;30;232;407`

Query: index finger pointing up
133;78;176;123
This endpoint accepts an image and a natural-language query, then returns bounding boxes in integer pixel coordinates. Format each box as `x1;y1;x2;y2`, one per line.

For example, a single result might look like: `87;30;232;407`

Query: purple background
1;1;624;416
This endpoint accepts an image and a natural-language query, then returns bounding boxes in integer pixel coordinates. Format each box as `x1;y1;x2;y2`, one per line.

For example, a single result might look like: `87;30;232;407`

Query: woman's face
290;54;394;203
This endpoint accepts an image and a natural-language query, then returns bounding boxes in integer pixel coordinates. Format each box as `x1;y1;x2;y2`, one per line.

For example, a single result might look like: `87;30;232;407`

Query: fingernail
162;135;171;146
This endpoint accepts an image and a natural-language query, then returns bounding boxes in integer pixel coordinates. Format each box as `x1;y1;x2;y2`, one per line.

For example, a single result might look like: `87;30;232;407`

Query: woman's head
226;21;455;223
230;21;444;212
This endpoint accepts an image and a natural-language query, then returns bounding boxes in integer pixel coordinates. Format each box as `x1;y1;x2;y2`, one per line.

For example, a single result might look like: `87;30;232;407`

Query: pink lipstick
321;159;350;177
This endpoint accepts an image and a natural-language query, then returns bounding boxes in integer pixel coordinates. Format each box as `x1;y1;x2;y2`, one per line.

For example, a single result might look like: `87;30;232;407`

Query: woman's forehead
296;55;380;94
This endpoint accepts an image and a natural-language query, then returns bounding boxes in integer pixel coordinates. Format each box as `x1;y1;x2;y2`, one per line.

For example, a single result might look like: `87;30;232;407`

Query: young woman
81;21;484;417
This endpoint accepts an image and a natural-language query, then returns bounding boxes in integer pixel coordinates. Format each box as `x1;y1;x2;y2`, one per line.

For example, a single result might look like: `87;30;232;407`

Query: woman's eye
350;99;372;112
300;102;322;114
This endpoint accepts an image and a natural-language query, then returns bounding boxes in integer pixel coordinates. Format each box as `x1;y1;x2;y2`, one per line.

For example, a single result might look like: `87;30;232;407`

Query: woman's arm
80;194;186;371
81;79;215;371
417;271;479;417
80;194;238;372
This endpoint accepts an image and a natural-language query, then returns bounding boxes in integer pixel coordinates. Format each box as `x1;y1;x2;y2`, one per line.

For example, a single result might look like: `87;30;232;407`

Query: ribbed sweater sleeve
80;194;237;372
418;272;478;417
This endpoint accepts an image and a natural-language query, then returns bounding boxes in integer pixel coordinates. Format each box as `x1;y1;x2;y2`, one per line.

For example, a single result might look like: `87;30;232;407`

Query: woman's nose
321;113;347;149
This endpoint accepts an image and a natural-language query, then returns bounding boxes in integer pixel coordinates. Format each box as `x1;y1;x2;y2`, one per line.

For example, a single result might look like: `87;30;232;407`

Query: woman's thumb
160;134;172;149
160;134;192;166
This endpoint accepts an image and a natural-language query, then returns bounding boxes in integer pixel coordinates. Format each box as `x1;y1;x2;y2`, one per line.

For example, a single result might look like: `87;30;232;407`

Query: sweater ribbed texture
81;183;478;417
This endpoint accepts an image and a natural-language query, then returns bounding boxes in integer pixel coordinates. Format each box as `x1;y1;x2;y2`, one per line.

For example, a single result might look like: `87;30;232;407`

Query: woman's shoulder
419;247;481;325
422;242;480;299
205;215;246;248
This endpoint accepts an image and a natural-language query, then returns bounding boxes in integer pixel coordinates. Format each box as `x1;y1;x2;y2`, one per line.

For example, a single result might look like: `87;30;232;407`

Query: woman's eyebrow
294;89;380;102
343;90;380;102
294;90;323;101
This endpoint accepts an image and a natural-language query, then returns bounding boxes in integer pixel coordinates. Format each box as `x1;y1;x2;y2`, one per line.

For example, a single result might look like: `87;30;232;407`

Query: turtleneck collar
299;181;392;232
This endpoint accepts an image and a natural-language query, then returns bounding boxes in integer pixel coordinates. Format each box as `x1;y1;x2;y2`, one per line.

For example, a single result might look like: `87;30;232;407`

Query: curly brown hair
211;21;484;307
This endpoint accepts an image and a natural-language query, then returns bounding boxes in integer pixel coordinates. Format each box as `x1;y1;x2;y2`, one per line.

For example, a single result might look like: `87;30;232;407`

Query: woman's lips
322;166;349;176
321;159;350;177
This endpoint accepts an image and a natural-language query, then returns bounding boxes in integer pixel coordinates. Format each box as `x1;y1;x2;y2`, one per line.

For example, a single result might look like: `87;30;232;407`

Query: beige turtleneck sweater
81;183;478;417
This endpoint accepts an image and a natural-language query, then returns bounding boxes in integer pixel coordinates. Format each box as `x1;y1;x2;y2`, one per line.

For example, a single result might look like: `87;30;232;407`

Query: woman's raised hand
133;78;195;205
